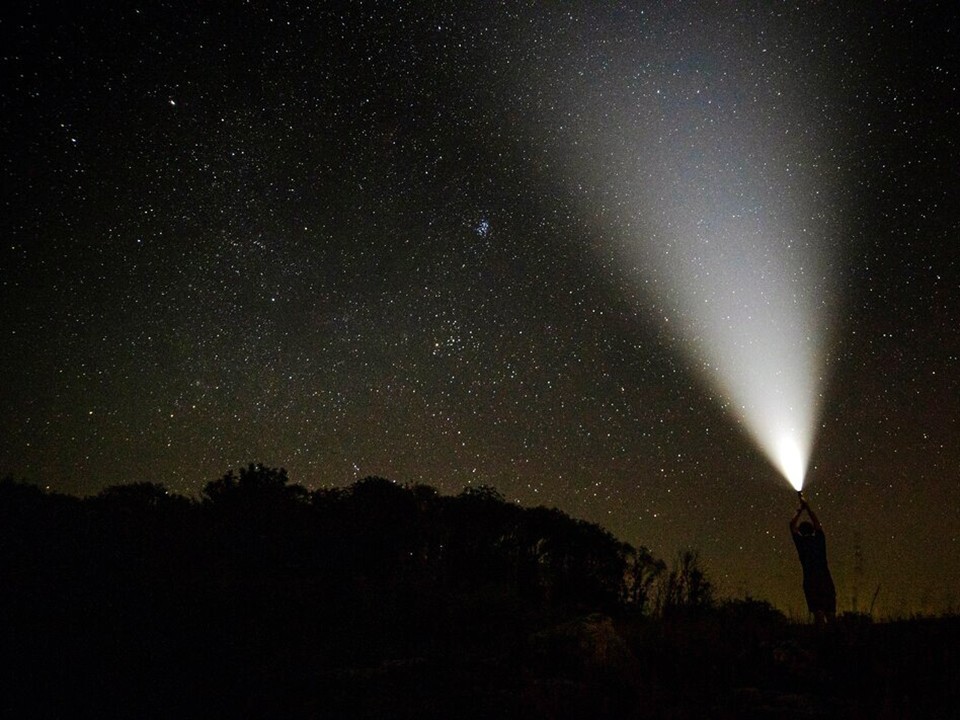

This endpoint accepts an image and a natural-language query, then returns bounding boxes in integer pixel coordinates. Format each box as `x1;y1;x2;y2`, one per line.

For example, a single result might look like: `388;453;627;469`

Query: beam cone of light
631;204;829;493
611;101;833;491
522;3;842;488
776;435;807;492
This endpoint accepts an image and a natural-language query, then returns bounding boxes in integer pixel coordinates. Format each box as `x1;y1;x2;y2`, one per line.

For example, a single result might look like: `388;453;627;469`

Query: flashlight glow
617;84;832;490
629;203;830;491
521;3;841;490
775;434;806;492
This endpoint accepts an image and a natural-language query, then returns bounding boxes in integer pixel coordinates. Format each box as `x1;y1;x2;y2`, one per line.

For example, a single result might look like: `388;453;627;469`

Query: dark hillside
2;468;957;719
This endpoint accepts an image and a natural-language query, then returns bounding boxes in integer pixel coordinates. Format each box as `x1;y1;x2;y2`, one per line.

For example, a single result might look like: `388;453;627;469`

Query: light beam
522;3;846;489
620;49;840;491
641;200;831;492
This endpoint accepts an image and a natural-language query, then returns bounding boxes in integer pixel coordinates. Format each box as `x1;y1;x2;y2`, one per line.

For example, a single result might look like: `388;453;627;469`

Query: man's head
798;521;815;536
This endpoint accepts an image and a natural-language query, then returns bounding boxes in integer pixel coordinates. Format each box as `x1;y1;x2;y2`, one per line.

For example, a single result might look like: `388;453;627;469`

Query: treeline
0;464;711;718
1;464;712;623
4;466;958;719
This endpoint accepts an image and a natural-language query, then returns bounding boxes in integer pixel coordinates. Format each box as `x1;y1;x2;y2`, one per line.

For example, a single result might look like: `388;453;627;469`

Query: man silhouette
790;496;837;625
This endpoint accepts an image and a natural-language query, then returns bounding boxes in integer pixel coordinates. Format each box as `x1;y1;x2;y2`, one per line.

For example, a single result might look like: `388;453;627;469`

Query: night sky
2;2;958;616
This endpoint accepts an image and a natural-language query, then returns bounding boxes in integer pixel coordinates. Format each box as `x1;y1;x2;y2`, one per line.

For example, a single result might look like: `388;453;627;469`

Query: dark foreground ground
3;475;957;718
7;596;958;719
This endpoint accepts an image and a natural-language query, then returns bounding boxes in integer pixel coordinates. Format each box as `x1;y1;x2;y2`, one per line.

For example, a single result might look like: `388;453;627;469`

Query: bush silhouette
4;467;958;719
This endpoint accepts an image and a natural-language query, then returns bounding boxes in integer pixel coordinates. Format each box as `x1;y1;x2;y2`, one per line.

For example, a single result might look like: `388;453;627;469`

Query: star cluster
2;2;958;615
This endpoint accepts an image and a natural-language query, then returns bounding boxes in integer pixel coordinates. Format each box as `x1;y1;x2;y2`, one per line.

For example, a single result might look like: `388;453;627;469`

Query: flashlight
797;491;806;504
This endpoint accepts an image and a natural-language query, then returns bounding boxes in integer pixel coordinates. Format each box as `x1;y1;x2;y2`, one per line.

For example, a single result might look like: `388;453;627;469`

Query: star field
2;2;958;616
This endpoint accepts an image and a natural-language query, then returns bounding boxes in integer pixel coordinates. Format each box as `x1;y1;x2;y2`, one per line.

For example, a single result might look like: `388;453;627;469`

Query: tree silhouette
658;549;715;615
623;544;666;615
4;468;956;719
203;463;307;506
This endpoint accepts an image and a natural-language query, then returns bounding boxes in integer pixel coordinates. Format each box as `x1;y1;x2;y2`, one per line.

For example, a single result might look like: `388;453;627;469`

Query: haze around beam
525;4;847;489
642;196;829;492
